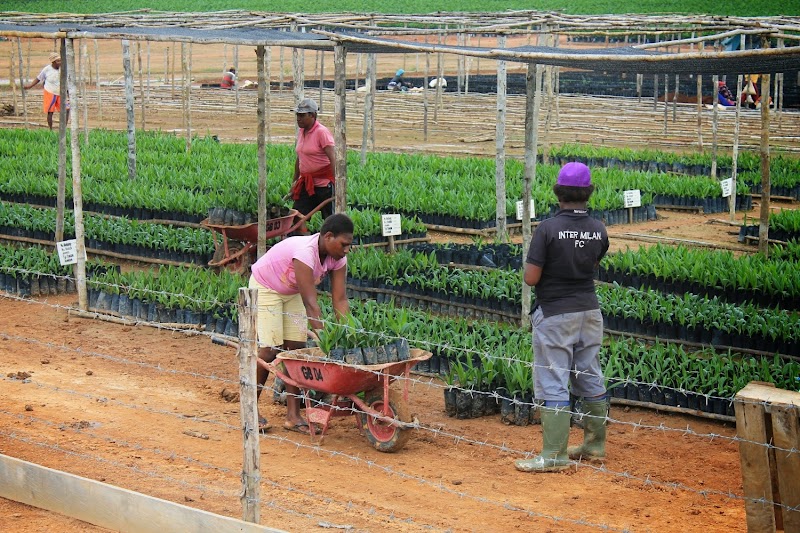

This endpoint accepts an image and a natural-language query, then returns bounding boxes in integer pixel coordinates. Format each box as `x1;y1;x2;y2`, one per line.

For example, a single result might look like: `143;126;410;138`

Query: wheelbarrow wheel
361;388;411;453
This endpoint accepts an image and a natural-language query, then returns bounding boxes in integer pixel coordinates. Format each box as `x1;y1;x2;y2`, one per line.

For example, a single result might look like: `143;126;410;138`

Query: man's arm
524;263;543;287
293;259;323;330
24;78;40;90
328;266;349;320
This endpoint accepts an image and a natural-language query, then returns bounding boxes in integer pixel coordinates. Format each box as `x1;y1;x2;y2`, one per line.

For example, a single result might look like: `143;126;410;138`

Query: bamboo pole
122;40;137;181
542;27;553;165
236;287;261;524
711;74;719;179
673;74;678;122
279;46;284;95
369;52;376;149
256;45;267;259
333;44;347;213
758;70;771;256
495;34;508;242
435;32;444;121
521;62;542;323
171;44;175;98
56;40;67;242
65;38;87;312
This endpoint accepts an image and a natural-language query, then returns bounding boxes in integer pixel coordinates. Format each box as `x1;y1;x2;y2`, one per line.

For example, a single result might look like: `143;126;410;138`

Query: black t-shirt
526;208;609;317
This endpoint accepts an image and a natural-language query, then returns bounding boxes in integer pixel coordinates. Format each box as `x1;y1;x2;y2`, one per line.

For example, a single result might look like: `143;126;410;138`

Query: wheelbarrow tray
272;347;431;396
200;209;300;243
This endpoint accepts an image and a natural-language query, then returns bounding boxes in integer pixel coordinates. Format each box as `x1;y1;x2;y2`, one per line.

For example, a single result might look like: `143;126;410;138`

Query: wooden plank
737;382;800;409
771;404;800;531
735;395;777;533
237;288;261;523
0;454;283;533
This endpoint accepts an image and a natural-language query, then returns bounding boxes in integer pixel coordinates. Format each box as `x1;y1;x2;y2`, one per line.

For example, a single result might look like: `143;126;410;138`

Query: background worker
24;52;69;130
290;98;335;234
221;67;237;89
717;80;736;107
516;162;610;473
248;213;353;434
387;69;412;91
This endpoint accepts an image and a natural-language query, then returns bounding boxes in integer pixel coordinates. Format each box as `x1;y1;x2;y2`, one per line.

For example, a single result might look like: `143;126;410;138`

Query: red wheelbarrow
201;198;333;275
262;347;432;452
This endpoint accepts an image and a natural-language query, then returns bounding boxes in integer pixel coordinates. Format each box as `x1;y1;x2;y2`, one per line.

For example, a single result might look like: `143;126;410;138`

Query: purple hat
557;162;592;187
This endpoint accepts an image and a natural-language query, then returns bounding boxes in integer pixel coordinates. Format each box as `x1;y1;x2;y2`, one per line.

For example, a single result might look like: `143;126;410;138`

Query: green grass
0;1;784;16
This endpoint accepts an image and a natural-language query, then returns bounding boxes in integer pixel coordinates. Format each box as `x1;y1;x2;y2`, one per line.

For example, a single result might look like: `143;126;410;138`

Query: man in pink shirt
290;98;335;234
248;213;353;433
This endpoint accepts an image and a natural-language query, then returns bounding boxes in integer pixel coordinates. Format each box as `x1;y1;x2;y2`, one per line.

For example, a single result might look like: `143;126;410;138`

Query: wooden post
711;74;719;179
360;52;375;166
146;42;151;106
521;62;542;323
673;74;678;122
56;39;67;242
265;46;272;142
256;46;267;259
730;36;744;223
292;23;304;107
94;40;102;120
279;46;284;95
423;53;429;143
368;52;376;149
171;45;176;99
122;40;136;181
234;45;240;110
66;38;87;312
80;40;89;142
137;41;145;131
236;288;261;524
662;73;669;134
696;40;703;150
495;34;508;242
333;44;347;214
435;32;444;122
735;382;800;533
182;43;192;152
318;50;325;113
758;71;771;256
16;38;27;125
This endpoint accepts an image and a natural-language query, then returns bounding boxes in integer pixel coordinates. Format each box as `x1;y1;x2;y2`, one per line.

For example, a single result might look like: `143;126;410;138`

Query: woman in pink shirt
248;213;353;433
290;98;335;234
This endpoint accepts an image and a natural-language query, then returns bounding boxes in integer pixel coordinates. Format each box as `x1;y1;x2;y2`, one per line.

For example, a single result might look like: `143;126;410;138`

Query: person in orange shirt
221;67;237;89
290;98;335;234
24;52;70;130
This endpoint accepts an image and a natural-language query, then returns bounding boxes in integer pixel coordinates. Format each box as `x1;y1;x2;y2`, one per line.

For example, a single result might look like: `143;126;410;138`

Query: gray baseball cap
295;98;318;114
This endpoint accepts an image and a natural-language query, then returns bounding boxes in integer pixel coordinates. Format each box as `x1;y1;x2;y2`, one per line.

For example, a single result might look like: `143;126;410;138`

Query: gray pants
531;307;606;402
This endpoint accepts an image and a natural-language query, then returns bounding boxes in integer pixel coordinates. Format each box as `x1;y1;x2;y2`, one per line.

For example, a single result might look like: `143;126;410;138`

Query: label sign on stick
623;189;642;208
515;200;536;221
381;214;402;237
56;239;83;266
720;178;733;198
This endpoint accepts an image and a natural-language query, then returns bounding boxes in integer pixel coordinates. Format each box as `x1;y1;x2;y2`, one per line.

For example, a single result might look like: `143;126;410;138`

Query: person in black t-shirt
515;162;610;473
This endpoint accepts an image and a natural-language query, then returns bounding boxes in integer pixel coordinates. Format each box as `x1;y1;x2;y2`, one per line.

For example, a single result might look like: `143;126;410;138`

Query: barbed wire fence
0;269;796;531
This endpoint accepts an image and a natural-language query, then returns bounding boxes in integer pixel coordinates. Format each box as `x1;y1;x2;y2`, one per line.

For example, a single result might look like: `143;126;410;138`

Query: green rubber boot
567;398;607;462
515;405;572;473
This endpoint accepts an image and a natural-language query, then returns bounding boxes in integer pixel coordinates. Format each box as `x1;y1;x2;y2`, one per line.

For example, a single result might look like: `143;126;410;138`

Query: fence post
238;287;260;523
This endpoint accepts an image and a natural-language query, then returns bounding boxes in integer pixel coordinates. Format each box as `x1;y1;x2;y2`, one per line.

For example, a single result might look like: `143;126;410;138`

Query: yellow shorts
248;276;307;348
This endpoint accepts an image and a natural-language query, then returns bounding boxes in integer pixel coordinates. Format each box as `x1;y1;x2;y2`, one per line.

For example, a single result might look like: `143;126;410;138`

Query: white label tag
56;239;79;265
623;189;642;208
720;178;733;198
381;214;402;237
515;199;536;221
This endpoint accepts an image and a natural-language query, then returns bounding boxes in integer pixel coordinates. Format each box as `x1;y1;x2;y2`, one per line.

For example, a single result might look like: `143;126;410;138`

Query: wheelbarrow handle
287;196;335;234
212;336;240;349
